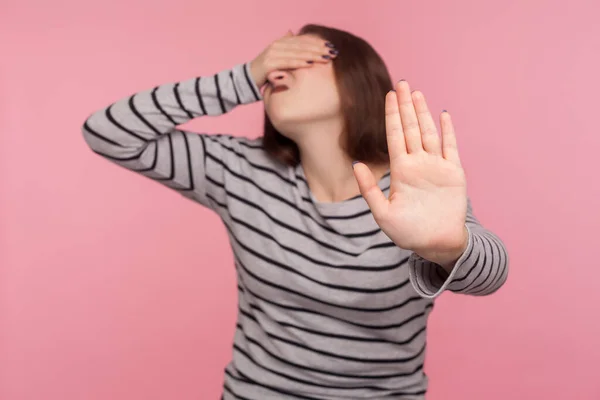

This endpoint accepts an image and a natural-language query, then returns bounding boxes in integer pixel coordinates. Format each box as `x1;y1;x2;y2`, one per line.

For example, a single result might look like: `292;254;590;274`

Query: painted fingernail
442;109;447;113
325;42;335;48
322;55;331;60
352;161;360;168
307;60;314;64
329;49;338;55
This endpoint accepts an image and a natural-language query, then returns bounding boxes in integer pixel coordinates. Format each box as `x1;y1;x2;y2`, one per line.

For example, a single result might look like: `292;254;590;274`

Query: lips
271;85;289;94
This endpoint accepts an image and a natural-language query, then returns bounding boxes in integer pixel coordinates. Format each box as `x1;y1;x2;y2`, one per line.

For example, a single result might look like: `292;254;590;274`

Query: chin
266;106;305;133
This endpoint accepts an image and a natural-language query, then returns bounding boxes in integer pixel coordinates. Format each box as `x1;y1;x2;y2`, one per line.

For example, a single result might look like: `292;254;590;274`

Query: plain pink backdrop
2;0;600;399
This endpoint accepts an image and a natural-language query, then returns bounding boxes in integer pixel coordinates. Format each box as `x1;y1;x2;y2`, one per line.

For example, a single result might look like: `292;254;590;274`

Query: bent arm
82;62;262;205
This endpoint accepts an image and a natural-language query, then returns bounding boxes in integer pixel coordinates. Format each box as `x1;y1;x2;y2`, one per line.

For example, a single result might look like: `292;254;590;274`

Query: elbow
81;112;103;152
81;118;95;151
80;111;150;163
80;110;126;157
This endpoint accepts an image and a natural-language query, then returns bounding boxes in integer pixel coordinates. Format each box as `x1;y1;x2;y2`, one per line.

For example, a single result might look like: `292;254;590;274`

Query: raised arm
81;62;261;205
353;77;509;299
82;32;337;206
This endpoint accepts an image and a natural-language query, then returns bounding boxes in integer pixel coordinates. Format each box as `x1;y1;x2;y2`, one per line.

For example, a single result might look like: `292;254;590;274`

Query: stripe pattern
82;62;508;399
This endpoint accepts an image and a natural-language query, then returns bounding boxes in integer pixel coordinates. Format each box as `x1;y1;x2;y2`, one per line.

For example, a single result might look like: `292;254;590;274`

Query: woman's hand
353;80;469;269
249;31;338;88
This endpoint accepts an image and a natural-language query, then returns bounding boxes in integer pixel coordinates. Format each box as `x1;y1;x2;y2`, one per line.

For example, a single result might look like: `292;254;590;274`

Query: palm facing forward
353;80;468;268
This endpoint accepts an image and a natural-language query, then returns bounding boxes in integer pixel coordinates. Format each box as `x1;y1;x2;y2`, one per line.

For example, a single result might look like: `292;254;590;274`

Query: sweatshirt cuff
231;62;263;104
408;224;475;298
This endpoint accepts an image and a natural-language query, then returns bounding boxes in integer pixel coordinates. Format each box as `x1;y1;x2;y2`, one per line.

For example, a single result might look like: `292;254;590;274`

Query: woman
83;24;508;400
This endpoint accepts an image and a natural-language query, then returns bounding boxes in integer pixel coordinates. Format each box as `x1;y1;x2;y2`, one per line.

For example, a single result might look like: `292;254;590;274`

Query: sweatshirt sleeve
82;62;262;207
407;198;509;298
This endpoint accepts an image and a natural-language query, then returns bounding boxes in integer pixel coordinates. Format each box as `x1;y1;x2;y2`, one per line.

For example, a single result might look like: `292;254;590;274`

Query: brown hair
262;24;393;167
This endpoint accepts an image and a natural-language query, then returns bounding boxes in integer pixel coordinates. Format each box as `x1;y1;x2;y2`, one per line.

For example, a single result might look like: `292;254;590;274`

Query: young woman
82;24;508;400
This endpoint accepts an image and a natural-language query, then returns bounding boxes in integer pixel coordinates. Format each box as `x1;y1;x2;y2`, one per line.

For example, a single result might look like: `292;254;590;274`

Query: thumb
352;162;388;220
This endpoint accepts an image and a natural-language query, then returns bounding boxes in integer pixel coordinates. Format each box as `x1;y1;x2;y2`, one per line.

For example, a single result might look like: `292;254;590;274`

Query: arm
81;63;261;207
353;80;509;300
83;33;335;206
407;198;509;298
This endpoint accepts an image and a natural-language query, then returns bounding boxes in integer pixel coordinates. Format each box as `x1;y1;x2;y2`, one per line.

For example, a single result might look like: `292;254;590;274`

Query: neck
291;120;387;203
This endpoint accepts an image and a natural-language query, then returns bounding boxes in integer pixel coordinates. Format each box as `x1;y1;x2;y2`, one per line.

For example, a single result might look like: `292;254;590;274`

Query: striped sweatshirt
82;62;509;399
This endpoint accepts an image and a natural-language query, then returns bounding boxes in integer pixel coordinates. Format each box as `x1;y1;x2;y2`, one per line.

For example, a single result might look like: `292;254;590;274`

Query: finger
394;80;423;153
272;50;335;66
266;57;321;71
276;41;337;60
385;90;407;161
352;162;389;220
412;91;441;156
440;111;461;165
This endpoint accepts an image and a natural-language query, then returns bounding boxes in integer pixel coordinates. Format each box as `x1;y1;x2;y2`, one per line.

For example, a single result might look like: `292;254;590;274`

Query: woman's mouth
271;85;289;94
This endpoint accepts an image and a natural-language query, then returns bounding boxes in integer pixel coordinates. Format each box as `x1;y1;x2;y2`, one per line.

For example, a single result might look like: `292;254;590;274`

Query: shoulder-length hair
262;23;393;167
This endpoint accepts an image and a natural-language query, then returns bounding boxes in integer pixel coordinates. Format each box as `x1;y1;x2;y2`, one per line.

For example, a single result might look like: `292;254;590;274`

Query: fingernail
307;60;314;64
442;109;447;113
329;49;339;55
325;42;335;48
398;79;406;83
352;161;359;168
322;55;331;60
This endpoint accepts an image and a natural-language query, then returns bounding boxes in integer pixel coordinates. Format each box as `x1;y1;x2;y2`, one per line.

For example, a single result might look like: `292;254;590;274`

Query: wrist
415;225;469;272
249;59;266;88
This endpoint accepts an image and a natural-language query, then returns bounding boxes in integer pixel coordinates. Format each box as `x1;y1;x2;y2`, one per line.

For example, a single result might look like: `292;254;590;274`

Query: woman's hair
262;23;393;167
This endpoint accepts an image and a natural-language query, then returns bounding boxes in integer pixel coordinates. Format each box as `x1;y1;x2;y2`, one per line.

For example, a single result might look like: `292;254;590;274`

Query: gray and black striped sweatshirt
82;62;509;399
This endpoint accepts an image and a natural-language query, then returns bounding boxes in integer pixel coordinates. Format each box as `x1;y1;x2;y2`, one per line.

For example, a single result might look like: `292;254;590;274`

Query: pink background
2;0;599;399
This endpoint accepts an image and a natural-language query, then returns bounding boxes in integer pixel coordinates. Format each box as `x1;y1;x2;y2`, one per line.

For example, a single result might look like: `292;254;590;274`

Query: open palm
354;80;468;256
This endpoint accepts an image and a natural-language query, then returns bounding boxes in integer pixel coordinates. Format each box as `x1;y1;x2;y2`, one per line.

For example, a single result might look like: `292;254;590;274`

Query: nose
266;70;290;87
